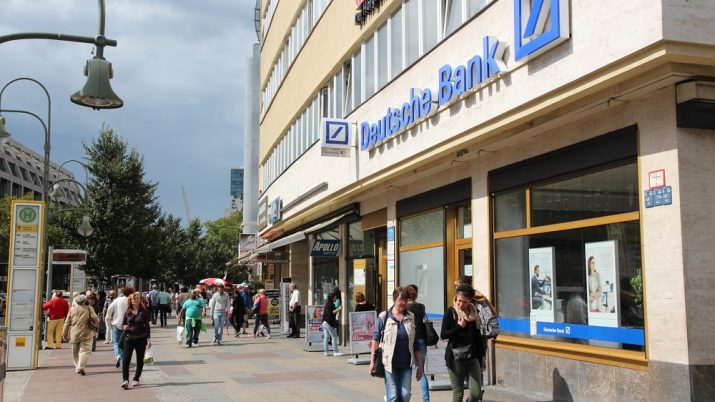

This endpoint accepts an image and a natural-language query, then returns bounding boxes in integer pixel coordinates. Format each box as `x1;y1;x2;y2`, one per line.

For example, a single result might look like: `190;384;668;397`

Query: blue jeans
112;326;123;358
213;313;225;342
186;318;202;346
385;366;413;402
415;338;430;401
322;321;338;353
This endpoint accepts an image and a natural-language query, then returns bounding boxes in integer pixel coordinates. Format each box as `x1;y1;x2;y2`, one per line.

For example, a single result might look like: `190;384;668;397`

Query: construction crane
181;185;192;223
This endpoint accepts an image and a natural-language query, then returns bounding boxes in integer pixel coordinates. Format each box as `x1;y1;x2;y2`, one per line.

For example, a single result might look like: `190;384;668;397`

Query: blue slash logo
514;0;570;61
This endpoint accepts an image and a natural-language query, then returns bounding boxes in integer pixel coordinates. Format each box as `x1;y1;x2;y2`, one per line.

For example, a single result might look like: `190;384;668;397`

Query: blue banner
497;318;645;346
310;240;340;257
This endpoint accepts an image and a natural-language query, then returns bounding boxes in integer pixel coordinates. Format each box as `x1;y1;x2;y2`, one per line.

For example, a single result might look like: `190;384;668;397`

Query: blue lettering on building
360;88;432;150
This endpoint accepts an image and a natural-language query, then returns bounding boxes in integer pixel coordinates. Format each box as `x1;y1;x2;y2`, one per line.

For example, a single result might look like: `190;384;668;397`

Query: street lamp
0;0;123;110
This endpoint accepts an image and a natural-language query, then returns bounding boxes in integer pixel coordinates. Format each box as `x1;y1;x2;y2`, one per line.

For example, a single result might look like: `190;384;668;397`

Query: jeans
447;358;482;402
322;321;338;353
186;319;202;346
122;337;147;381
415;338;430;401
213;313;225;342
112;326;123;358
253;314;271;335
385;366;413;402
151;305;159;324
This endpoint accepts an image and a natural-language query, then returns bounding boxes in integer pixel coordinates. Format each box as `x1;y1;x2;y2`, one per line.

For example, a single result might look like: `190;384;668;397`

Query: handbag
176;325;185;344
452;344;472;361
424;318;439;346
370;312;388;378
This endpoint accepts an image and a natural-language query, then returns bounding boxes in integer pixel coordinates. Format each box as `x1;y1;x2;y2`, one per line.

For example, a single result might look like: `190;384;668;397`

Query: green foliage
630;268;643;309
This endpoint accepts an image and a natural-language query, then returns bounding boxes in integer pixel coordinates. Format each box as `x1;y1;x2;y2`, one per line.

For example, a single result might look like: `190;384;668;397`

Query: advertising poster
585;241;619;327
349;311;376;355
281;281;291;333
305;305;324;343
528;247;555;327
265;289;281;323
239;234;256;255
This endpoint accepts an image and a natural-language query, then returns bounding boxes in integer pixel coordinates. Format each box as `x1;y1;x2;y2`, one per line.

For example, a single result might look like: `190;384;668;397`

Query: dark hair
392;286;410;302
332;287;341;300
455;284;475;300
122;286;135;297
160;287;165;292
181;286;188;292
405;284;418;301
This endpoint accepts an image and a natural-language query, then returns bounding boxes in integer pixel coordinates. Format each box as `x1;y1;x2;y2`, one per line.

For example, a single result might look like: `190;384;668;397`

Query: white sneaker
132;380;140;387
333;352;344;357
183;344;191;348
192;342;198;347
121;380;129;390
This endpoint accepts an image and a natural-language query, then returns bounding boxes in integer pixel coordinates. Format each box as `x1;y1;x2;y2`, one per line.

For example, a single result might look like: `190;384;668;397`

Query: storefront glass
313;227;340;305
493;161;645;351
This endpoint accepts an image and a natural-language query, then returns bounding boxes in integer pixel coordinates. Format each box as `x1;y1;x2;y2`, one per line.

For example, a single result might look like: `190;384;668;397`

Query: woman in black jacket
231;291;245;337
440;285;485;402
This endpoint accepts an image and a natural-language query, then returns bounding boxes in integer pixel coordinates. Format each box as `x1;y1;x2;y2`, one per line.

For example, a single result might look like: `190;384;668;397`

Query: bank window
377;23;389;89
364;35;376;99
468;0;489;17
422;0;440;53
492;161;645;352
404;0;419;65
353;50;362;106
443;0;463;38
390;8;403;79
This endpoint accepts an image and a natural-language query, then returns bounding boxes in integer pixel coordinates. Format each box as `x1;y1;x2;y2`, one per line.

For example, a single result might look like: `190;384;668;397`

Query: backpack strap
378;311;388;343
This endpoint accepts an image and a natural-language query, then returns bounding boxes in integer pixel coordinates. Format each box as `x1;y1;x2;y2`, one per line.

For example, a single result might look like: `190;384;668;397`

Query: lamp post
0;0;123;109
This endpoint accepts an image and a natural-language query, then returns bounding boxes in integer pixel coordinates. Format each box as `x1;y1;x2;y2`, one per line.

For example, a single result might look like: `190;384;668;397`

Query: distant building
0;138;81;205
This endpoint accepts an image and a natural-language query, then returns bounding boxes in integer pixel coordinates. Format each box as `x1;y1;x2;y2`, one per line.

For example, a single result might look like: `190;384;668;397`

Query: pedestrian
86;292;99;351
103;290;116;344
288;283;301;338
322;288;343;356
209;284;230;345
240;286;252;334
106;286;134;368
120;292;152;390
179;290;205;348
158;287;172;327
441;284;485;402
177;286;190;316
43;290;70;350
354;291;375;312
369;287;424;402
230;289;245;337
251;289;271;339
148;285;160;325
406;284;430;402
62;294;99;375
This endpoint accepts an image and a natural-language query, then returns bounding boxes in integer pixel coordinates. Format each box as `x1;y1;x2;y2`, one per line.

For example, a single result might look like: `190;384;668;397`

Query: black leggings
122;337;147;381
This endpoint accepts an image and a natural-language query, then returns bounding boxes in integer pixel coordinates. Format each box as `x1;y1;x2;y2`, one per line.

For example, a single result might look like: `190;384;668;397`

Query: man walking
43;290;70;349
158;287;172;327
209;285;230;345
107;286;133;368
288;283;301;338
148;285;160;325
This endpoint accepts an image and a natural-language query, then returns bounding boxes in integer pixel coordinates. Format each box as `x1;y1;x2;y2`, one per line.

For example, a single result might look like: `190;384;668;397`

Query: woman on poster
587;256;603;312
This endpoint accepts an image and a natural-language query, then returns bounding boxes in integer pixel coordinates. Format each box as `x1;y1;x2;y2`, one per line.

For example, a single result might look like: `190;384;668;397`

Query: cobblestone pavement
3;316;549;402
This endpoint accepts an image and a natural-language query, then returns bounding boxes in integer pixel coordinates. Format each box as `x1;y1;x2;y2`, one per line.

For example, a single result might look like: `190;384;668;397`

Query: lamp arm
0;33;116;47
57;159;90;185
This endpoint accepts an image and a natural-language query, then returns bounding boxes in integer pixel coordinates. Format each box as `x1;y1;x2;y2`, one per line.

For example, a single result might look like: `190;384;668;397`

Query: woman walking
441;284;485;402
322;288;343;356
406;284;430;402
120;292;152;389
369;287;424;402
62;294;99;375
251;289;271;339
231;290;245;337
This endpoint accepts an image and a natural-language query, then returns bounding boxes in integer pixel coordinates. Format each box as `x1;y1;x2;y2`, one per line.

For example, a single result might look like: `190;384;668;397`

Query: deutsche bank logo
321;118;351;150
514;0;570;61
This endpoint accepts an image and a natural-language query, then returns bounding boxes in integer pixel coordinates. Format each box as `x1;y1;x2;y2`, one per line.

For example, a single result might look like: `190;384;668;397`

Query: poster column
280;278;291;334
6;201;44;371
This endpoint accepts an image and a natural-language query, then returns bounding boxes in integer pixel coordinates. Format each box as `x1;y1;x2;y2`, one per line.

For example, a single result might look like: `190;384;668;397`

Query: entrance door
447;204;473;303
375;232;387;312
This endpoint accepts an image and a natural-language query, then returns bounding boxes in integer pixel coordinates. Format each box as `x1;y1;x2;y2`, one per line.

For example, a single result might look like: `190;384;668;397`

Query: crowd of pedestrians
42;276;494;400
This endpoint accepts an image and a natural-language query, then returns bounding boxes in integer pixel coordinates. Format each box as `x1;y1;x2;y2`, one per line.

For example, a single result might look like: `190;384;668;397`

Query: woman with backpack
441;284;485;402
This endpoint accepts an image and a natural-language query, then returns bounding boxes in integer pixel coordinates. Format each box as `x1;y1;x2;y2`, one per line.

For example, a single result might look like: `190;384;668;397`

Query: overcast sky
0;0;258;223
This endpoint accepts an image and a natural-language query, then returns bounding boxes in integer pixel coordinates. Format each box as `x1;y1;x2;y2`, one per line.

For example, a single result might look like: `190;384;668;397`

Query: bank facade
256;0;715;400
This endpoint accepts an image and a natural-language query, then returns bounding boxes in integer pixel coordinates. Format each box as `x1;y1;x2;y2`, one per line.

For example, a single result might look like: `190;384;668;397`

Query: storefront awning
253;231;306;254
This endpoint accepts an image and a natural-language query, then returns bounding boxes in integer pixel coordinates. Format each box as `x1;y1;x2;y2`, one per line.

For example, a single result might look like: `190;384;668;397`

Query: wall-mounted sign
52;249;87;265
514;0;571;61
268;197;282;225
310;239;340;257
644;186;673;208
258;197;268;230
321;118;352;155
354;0;386;26
648;169;666;189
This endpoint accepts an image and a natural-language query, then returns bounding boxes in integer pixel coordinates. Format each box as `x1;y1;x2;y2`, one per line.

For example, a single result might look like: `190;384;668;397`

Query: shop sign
268;197;282;225
310;239;340;257
359;0;571;152
321;118;352;154
644;186;672;208
258;198;268;230
354;0;386;26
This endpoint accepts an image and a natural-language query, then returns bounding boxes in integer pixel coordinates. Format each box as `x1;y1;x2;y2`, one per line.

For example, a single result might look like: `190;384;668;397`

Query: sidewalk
3;316;549;402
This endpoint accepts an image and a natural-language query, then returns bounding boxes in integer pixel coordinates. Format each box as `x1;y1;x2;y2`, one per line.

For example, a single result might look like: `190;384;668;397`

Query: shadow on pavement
143;380;225;388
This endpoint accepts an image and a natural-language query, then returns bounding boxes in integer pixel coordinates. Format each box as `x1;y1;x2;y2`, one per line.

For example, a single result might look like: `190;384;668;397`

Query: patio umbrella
199;278;233;288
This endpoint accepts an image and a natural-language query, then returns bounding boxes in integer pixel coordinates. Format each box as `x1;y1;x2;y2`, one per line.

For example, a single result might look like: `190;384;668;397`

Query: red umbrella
199;278;233;288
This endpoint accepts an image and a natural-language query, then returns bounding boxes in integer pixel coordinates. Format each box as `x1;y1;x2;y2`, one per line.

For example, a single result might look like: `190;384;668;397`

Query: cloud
1;0;258;223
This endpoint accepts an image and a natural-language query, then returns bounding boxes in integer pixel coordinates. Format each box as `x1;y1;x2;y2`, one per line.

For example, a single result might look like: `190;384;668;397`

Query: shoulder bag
370;312;388;378
424;317;439;346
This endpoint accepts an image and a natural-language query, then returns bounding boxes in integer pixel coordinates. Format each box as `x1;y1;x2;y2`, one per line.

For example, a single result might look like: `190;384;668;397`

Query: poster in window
528;247;555;325
585;240;619;328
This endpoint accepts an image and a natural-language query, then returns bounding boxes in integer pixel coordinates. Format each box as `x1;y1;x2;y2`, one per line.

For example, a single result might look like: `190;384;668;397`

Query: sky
0;0;258;223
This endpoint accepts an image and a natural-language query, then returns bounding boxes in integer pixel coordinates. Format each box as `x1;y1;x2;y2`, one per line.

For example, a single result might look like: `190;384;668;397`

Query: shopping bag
176;325;184;344
144;347;154;364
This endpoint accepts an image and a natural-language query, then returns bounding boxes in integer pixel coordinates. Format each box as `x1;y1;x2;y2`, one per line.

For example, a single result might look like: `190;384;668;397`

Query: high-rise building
252;1;715;399
227;168;244;215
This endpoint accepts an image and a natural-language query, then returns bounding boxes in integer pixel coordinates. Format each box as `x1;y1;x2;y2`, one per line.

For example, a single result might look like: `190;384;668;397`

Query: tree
82;126;160;283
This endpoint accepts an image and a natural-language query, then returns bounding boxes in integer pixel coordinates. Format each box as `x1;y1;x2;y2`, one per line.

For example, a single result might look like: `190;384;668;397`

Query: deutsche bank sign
359;0;570;152
514;0;570;61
